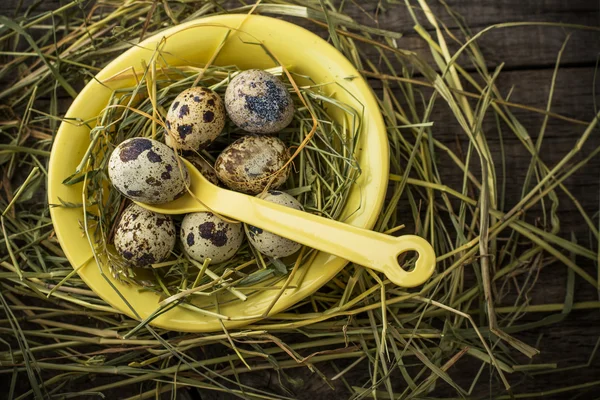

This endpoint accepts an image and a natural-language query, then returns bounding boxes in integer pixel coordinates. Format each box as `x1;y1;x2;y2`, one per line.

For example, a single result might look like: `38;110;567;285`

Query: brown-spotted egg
224;70;294;134
214;135;290;195
245;190;302;258
180;212;244;264
114;203;176;267
165;87;225;151
108;138;190;204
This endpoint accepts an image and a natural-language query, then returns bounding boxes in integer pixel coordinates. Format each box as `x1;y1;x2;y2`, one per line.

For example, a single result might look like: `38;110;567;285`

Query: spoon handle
213;192;436;287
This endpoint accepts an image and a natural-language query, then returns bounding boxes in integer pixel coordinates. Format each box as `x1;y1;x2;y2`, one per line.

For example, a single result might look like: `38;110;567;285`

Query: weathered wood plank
370;0;598;30
372;67;599;217
351;24;599;74
6;0;594;31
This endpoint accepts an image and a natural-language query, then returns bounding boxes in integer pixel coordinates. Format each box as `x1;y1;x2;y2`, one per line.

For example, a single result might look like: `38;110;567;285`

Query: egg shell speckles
184;155;219;185
180;212;244;264
114;203;176;267
224;70;294;134
165;87;225;151
244;190;303;258
214;135;290;195
108;138;190;204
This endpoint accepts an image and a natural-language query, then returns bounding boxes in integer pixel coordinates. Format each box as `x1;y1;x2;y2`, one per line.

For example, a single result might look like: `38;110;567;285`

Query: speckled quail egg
184;154;219;185
108;137;190;204
165;87;226;151
214;135;290;194
180;212;244;264
224;70;294;134
114;203;176;267
245;190;303;258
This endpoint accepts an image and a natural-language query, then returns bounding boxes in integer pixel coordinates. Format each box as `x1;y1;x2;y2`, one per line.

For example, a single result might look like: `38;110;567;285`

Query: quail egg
165;87;226;151
185;154;219;185
180;212;244;264
214;135;290;194
245;190;302;258
224;69;294;134
108;137;190;204
114;203;176;267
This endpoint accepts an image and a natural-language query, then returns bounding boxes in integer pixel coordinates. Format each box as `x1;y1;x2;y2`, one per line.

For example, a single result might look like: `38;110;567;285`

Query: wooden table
2;1;599;398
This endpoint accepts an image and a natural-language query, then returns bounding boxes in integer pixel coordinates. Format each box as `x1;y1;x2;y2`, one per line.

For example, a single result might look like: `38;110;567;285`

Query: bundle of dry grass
0;1;599;399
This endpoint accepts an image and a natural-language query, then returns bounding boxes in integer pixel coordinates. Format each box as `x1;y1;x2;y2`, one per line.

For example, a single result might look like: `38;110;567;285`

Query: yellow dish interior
48;14;388;332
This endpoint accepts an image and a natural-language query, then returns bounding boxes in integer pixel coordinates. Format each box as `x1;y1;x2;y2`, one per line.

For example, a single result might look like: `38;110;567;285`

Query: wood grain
1;1;599;399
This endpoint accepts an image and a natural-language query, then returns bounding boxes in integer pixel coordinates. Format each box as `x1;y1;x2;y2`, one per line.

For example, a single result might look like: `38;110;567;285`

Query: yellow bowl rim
48;14;389;332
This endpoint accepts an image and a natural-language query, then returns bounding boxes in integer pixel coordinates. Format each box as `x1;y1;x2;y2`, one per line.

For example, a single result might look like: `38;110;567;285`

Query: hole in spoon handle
382;235;436;287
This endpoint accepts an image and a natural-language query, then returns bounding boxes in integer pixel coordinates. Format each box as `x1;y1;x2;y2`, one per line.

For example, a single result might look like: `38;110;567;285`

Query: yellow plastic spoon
136;160;436;287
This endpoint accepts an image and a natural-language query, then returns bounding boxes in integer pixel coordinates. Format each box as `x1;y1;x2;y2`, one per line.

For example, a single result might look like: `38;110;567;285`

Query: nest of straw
1;1;599;399
65;62;362;299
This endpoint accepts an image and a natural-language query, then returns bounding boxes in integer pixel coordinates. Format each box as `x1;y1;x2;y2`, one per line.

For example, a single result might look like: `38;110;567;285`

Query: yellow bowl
48;14;388;332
